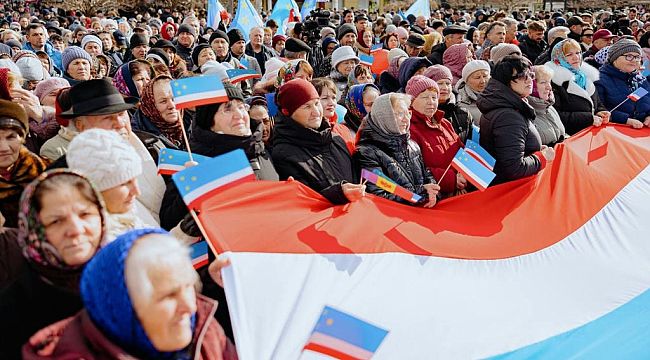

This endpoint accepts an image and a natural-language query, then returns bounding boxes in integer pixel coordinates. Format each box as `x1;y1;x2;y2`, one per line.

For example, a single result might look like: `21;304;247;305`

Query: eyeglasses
514;70;535;81
393;110;412;120
624;54;642;62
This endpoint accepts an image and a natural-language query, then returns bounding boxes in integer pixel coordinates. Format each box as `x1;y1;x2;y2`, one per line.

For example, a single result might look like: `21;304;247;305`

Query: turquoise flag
269;0;300;35
229;0;264;41
207;0;226;29
301;0;317;21
405;0;430;19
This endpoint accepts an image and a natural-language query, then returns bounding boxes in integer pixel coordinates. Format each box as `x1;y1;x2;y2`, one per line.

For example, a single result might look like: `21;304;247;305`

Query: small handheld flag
370;44;383;54
172;149;255;209
158;148;211;175
171;75;228;109
361;168;422;203
303;306;389;360
464;140;496;171
239;57;249;69
359;54;374;67
628;87;648;102
226;68;261;84
451;148;496;191
335;104;347;124
643;60;650;77
471;124;480;143
190;240;209;269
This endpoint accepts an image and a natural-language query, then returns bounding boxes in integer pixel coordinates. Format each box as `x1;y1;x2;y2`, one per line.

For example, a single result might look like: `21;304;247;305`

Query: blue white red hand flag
172;149;255;209
226;68;261;84
451;148;496;191
303;306;389;360
464;139;496;171
628;87;648;102
239;57;249;69
370;44;383;53
190;240;209;269
471;124;480;143
171;75;228;109
158;148;211;175
359;54;374;67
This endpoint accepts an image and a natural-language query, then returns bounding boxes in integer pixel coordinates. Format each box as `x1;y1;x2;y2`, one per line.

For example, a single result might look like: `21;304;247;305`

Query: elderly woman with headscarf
443;43;474;86
596;39;650;129
112;60;155;100
377;48;408;94
22;228;238;359
0;99;48;228
425;65;473;142
407;75;466;198
0;170;105;359
354;92;440;207
545;38;609;135
340;83;380;152
456;60;491;126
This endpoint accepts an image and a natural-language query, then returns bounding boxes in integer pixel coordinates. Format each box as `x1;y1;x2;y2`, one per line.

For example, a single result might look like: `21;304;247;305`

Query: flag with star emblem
268;0;300;35
171;149;255;209
226;68;261;84
171;75;228;110
300;0;316;21
451;147;496;191
228;0;263;41
464;139;496;171
303;306;389;360
157;148;212;175
359;54;374;67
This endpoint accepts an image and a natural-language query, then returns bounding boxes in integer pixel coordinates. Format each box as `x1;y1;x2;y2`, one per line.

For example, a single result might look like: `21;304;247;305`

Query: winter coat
583;45;603;69
596;63;650;124
534;37;564;65
245;42;274;75
456;82;483;126
272;114;358;205
21;295;238;360
330;68;348;102
518;35;547;63
438;97;472;143
545;61;604;135
409;109;462;195
0;266;82;360
354;113;435;206
160;123;278;230
377;71;400;94
39;127;77;161
527;95;567;147
427;42;447;65
174;41;194;69
477;78;546;183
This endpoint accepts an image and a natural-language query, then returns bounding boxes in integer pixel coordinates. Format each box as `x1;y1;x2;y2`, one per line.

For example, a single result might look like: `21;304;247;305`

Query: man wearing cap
581;12;594;25
284;37;311;60
337;23;358;48
228;28;261;84
428;25;467;65
354;14;369;37
405;33;425;57
50;78;165;223
128;33;149;61
567;16;588;50
174;23;196;68
584;29;616;69
23;23;62;70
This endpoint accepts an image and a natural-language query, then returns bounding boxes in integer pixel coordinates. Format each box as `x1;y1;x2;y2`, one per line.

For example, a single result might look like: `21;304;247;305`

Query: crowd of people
1;1;650;358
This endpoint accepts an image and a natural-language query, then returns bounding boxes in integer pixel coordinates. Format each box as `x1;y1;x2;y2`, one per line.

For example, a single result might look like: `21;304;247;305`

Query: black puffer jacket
272;114;358;205
159;122;278;230
477;79;545;184
354;114;435;206
439;100;472;143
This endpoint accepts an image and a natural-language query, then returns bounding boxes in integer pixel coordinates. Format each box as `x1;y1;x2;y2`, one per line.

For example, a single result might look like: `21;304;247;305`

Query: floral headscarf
345;83;378;120
552;39;587;90
18;170;107;292
112;60;154;98
595;46;610;66
276;59;309;88
140;74;184;147
443;43;472;86
387;55;405;79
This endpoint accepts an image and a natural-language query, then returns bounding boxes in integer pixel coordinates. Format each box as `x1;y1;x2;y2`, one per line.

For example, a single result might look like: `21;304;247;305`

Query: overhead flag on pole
300;0;317;21
207;0;226;29
228;0;264;42
269;0;301;35
405;0;431;19
171;75;228;109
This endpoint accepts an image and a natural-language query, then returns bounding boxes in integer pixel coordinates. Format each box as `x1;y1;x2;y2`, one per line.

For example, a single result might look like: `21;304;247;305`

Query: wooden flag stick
178;115;194;163
189;209;219;257
437;162;453;184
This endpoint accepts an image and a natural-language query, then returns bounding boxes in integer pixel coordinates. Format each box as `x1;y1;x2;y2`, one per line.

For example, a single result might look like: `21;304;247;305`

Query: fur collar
545;61;598;104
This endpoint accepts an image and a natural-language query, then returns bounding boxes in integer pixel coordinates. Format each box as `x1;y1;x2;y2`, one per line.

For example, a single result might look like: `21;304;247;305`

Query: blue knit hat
80;228;195;359
62;46;92;72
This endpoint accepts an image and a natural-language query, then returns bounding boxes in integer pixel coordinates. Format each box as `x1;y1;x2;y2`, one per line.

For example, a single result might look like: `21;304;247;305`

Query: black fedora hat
60;79;137;118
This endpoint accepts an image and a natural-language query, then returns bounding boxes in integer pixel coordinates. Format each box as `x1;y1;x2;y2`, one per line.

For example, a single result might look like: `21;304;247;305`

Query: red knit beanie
277;79;320;116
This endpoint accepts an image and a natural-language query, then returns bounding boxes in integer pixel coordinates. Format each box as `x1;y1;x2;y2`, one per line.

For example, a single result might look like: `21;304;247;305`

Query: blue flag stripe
465;140;496;168
453;148;496;187
159;148;211;166
312;306;389;352
172;76;224;96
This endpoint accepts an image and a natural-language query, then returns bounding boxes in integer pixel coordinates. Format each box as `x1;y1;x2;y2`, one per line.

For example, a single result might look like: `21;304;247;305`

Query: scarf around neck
140;75;184;147
552;40;587;90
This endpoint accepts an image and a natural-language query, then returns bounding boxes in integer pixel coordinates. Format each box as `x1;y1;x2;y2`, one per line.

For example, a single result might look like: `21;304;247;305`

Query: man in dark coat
567;16;588;51
583;29;616;69
518;20;547;62
174;24;196;69
428;25;467;65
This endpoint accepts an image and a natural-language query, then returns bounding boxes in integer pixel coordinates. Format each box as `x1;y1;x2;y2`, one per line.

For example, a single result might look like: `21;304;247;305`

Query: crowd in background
1;1;650;358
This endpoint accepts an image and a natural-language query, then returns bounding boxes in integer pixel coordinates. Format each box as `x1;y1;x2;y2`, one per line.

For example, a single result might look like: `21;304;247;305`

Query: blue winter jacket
596;64;650;124
23;42;63;71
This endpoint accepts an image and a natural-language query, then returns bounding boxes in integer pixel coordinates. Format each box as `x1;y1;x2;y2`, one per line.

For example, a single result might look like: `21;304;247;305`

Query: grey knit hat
369;93;401;135
607;39;642;64
62;46;92;71
490;43;522;64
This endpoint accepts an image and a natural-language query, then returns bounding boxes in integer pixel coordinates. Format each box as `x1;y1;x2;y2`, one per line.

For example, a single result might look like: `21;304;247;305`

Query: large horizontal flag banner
199;125;650;358
304;306;389;359
171;75;228;109
171;149;255;209
451;147;496;191
359;54;374;67
361;168;422;203
190;240;209;269
226;68;261;84
157;148;211;175
465;139;496;171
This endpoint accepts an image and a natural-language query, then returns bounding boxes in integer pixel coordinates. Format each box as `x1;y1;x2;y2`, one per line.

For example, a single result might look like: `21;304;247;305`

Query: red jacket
409;109;462;194
22;295;237;360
